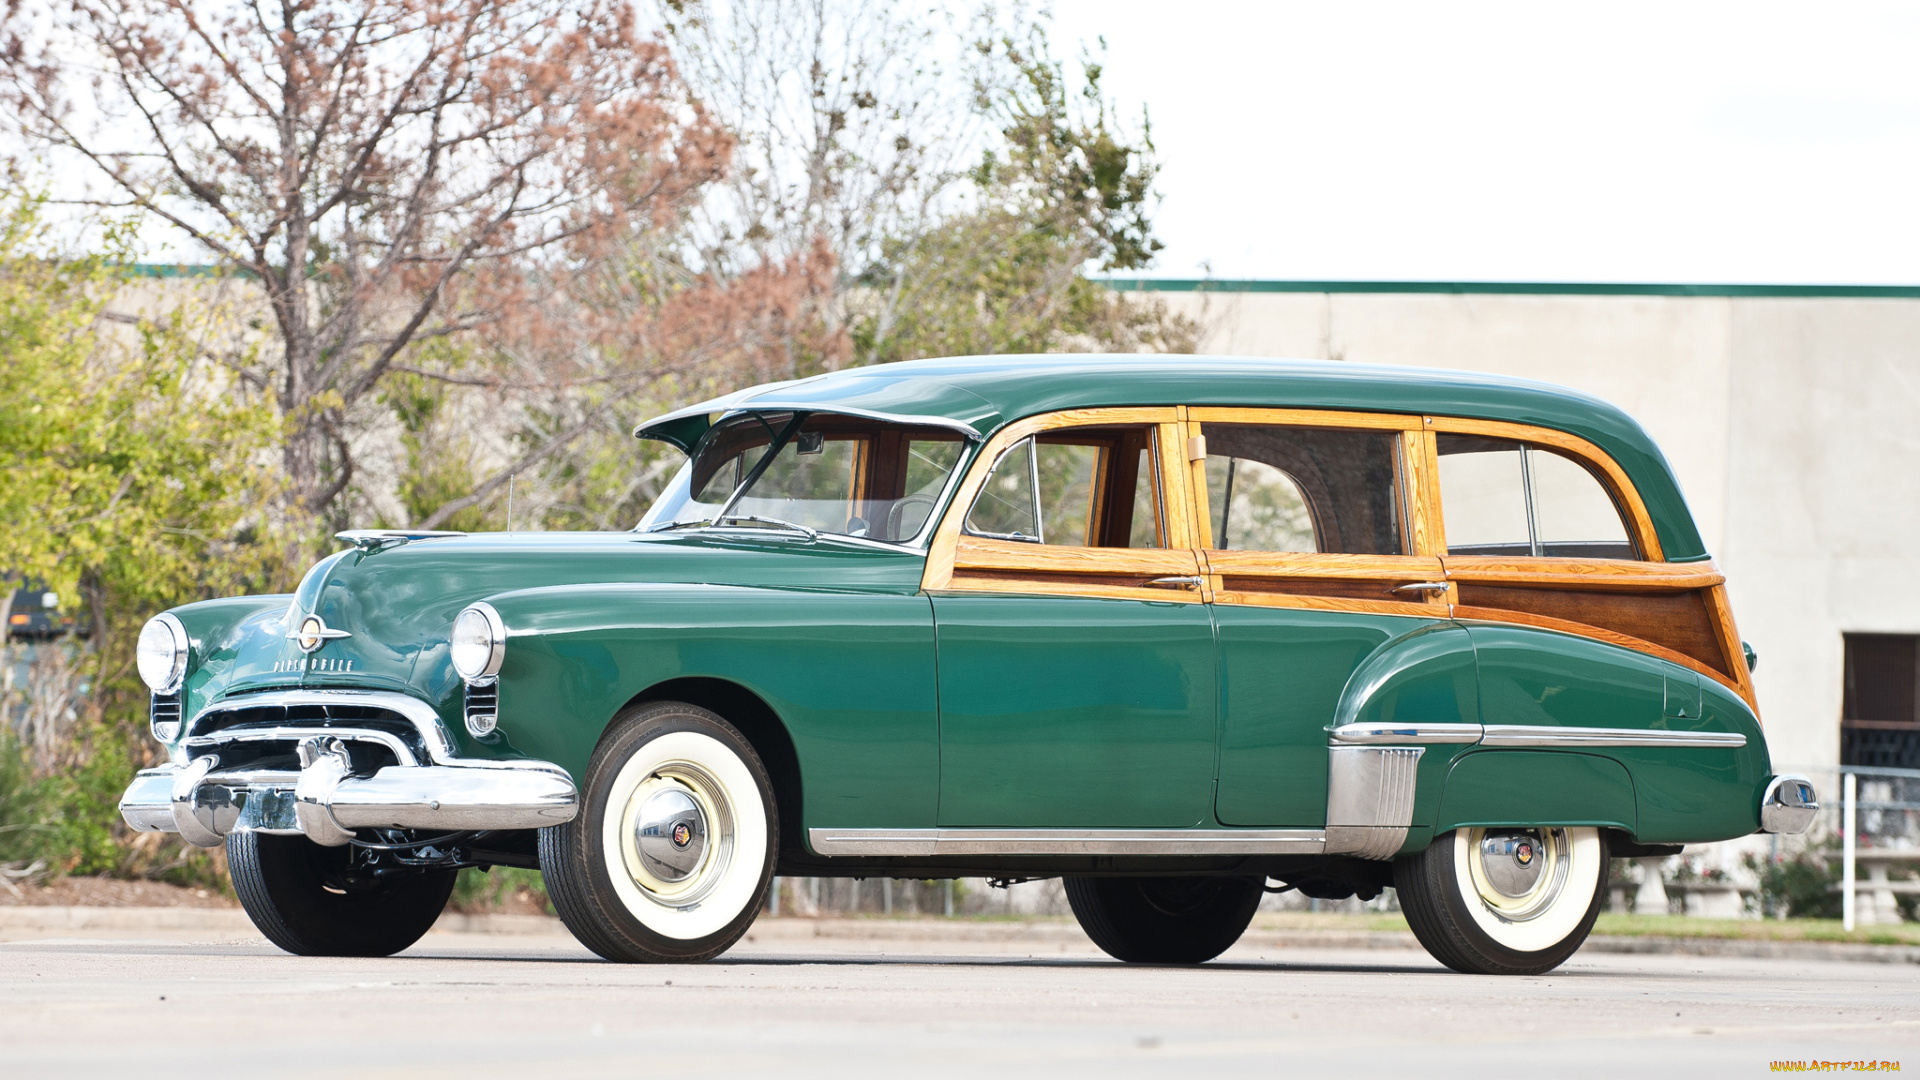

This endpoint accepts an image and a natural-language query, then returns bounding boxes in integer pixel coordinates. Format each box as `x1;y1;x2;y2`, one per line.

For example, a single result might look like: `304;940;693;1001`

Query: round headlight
449;603;506;683
136;613;189;692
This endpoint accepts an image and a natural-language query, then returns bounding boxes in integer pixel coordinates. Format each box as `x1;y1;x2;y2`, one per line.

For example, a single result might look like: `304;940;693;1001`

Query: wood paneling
1455;583;1728;677
1189;407;1423;431
922;407;1184;593
1444;556;1724;592
952;536;1199;576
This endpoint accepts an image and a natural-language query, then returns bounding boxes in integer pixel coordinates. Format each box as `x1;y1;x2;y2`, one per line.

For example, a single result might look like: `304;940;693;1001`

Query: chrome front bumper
120;736;578;847
121;688;578;847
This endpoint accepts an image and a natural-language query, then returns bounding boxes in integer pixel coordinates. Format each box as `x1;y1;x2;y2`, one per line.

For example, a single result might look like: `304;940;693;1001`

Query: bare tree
4;0;732;525
651;0;1000;377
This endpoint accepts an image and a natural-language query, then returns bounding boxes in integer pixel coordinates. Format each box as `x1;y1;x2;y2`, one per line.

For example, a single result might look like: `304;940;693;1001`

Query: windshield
638;412;968;543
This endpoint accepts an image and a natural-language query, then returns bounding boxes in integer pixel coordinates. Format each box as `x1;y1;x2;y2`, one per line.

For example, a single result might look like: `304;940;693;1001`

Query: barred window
1841;633;1920;769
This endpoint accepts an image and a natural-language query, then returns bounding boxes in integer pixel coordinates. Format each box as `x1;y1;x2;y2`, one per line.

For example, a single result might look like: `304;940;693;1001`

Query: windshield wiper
642;518;714;533
716;515;819;541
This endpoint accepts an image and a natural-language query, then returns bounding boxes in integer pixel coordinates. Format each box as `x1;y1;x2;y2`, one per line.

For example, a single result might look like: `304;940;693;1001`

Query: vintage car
119;355;1818;974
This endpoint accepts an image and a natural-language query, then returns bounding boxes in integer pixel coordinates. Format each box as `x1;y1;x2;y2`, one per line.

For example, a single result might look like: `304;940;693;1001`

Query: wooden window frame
923;405;1759;712
1423;415;1757;710
1184;407;1446;618
922;408;1205;602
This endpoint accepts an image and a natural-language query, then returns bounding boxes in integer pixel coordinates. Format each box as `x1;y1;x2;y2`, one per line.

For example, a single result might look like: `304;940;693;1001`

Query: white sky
1047;0;1920;284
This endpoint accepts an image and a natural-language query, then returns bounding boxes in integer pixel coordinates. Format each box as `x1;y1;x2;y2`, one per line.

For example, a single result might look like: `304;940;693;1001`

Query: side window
1201;425;1404;555
1436;435;1636;559
964;428;1163;548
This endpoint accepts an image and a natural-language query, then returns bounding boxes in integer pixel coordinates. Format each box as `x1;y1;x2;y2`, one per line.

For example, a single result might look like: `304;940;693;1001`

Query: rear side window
1201;424;1404;555
1436;435;1636;559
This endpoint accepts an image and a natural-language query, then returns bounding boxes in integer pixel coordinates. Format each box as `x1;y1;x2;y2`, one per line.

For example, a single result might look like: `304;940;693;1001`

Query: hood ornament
288;614;352;653
336;529;466;554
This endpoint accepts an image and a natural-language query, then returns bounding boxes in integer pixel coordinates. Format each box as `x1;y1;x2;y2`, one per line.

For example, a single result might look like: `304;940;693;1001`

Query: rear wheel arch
624;677;805;861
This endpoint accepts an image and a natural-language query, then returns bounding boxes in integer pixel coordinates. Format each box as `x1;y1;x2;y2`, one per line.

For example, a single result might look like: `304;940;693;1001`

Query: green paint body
149;355;1781;859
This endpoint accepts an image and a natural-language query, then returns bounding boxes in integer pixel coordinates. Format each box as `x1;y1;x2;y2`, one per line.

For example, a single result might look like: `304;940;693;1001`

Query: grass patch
1591;914;1920;947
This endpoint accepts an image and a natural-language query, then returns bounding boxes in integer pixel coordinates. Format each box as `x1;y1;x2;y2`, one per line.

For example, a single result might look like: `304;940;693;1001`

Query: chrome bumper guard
120;735;578;848
1758;773;1818;835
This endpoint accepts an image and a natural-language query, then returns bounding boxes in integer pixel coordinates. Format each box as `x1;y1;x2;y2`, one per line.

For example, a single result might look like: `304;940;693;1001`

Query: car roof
636;354;1707;561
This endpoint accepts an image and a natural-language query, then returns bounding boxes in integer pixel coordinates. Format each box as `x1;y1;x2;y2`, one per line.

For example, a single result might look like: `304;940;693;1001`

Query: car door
1186;408;1467;828
925;409;1219;828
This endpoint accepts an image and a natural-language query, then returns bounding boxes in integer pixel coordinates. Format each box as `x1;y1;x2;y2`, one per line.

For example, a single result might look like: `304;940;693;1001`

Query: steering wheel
886;494;938;541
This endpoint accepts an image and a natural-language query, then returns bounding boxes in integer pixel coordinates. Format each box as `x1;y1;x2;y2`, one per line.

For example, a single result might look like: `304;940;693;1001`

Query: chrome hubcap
1466;827;1571;923
619;763;735;907
635;787;708;882
1479;831;1545;897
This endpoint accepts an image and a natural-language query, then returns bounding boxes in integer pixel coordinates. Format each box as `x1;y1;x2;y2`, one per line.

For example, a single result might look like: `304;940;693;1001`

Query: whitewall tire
540;702;777;962
1394;826;1608;975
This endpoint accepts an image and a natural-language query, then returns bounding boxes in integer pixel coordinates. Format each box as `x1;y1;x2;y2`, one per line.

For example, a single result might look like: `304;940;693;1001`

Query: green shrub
451;865;550;914
1748;842;1842;920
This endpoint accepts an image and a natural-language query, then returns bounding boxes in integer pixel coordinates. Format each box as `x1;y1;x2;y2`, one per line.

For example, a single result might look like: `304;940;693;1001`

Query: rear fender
1324;623;1479;859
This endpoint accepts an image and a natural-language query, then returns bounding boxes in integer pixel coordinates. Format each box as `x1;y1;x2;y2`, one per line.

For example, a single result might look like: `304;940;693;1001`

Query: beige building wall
1153;286;1920;772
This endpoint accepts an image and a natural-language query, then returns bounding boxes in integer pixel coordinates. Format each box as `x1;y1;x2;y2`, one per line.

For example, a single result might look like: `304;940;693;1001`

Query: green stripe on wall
1101;278;1920;299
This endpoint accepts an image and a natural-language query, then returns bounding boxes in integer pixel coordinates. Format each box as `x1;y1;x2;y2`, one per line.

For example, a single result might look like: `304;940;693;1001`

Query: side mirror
1743;641;1757;673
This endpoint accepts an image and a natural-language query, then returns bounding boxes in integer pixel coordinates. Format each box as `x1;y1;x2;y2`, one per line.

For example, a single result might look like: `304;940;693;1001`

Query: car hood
190;531;928;708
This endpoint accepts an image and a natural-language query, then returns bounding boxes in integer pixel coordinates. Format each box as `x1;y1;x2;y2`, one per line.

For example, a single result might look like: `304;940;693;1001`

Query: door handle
1147;576;1205;590
1392;581;1450;595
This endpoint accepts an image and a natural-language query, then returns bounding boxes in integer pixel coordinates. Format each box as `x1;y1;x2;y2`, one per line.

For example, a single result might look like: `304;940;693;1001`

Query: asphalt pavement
4;919;1913;1078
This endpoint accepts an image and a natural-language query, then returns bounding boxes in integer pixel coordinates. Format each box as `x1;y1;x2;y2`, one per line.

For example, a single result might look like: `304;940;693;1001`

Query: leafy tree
3;0;737;530
851;29;1197;364
0;194;283;879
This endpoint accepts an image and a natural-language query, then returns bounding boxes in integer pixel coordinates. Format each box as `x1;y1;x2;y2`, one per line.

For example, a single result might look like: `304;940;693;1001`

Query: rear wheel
1394;826;1608;975
1065;875;1263;964
540;701;776;963
227;831;455;957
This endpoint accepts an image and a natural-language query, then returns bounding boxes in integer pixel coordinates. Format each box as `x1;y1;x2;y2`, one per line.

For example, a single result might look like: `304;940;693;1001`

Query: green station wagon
120;355;1817;975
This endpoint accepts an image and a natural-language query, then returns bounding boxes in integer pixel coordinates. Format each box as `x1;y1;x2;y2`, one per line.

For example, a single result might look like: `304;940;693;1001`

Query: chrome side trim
1759;773;1818;834
1324;746;1423;860
1330;722;1483;745
1479;725;1747;749
806;828;1327;857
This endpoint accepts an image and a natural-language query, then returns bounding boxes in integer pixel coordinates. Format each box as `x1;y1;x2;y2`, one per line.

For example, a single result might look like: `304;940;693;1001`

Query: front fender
479;582;940;830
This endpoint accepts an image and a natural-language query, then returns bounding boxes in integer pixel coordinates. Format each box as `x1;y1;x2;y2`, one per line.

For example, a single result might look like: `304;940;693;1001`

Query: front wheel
227;831;455;957
1065;875;1263;964
1394;826;1608;975
540;701;776;963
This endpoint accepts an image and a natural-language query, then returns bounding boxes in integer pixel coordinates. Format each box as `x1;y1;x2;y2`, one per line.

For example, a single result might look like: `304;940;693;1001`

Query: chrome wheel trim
600;730;767;941
1452;826;1602;953
618;762;734;907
